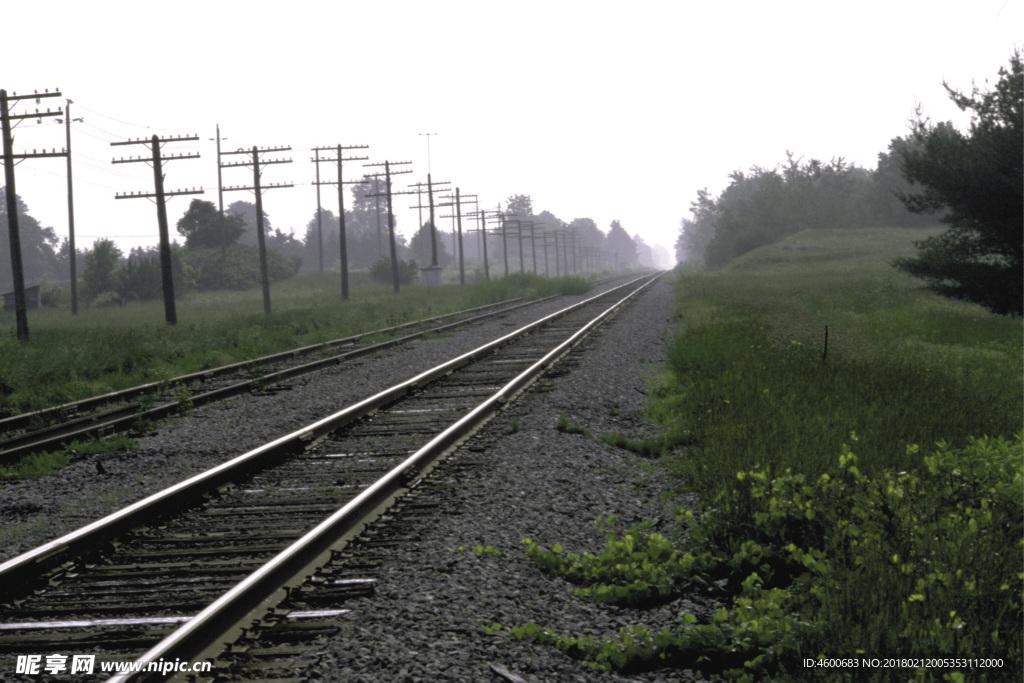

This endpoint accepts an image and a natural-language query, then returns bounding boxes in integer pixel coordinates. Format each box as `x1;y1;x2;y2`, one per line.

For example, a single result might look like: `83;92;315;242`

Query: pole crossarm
4;109;63;122
10;149;66;159
312;144;369;153
312;143;370;187
115;188;203;200
222;182;293;192
439;192;477;202
365;188;416;198
112;152;200;164
314;178;370;186
111;135;199;147
221;146;290;155
220;158;292;169
4;90;62;102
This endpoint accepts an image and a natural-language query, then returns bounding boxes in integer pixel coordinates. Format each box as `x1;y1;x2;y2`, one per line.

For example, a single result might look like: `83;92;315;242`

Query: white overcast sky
2;0;1020;262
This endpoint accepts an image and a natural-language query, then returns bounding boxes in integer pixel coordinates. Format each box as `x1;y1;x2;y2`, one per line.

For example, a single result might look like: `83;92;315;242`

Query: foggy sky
2;0;1020;262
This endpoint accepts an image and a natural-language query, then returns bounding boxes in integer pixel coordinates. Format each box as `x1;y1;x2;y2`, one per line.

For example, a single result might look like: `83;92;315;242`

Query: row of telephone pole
2;94;610;341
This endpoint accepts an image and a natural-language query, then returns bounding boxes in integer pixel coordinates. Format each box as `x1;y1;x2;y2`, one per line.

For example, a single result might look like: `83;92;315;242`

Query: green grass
0;433;138;480
0;270;591;417
516;227;1023;679
657;227;1020;487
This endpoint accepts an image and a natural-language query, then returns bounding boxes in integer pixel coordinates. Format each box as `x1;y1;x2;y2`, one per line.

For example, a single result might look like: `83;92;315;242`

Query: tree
410;221;450;267
504;194;533;218
606;220;637;270
300;208;340;274
81;238;122;303
226;200;271;247
894;52;1023;315
176;199;245;250
677;188;720;263
0;191;62;287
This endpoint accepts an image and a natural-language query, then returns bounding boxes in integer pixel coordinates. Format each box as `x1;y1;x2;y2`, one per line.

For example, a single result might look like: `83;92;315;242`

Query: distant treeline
676;139;934;267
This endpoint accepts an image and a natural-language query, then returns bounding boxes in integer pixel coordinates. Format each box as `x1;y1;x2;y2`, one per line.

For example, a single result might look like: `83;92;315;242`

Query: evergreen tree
894;51;1023;315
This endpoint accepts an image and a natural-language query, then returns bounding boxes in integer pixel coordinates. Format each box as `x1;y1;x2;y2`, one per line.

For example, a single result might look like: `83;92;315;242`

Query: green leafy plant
173;381;194;416
521;437;1023;677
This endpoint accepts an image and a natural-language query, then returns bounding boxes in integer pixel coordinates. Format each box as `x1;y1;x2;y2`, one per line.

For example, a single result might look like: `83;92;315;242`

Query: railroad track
0;273;658;680
0;297;546;466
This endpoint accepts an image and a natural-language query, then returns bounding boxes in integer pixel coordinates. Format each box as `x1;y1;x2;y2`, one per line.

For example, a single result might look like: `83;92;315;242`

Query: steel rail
0;277;650;602
0;297;529;438
115;272;659;681
0;297;556;465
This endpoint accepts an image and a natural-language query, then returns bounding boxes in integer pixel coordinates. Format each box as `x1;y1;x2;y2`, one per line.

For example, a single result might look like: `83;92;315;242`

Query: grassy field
0;270;590;417
518;227;1022;680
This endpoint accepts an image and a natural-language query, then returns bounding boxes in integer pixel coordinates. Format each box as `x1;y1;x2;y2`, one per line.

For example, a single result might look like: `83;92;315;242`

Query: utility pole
492;205;511;277
570;226;579;273
504;217;525;273
220;145;292;315
522;219;539;274
464;201;493;282
439;189;477;285
314;148;323;272
312;143;369;300
552;231;561;277
408;176;450;269
112;134;203;326
1;88;66;341
419;132;437;174
60;99;83;315
364;160;413;292
370;175;384;257
211;124;228;260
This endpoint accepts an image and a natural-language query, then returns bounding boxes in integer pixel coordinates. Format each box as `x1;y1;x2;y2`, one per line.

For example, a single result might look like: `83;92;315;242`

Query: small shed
2;285;41;311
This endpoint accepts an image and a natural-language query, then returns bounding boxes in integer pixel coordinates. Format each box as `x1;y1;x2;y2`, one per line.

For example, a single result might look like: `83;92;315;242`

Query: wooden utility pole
490;205;511;277
220;145;292;315
439;189;477;285
62;99;82;315
314;149;323;272
212;124;228;260
504;217;525;273
1;88;66;341
111;134;203;326
408;176;451;268
312;143;369;300
464;202;494;282
521;220;540;274
364;160;413;292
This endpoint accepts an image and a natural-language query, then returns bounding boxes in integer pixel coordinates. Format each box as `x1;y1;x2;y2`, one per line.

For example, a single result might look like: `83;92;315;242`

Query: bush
521;436;1023;678
182;244;300;291
369;258;418;286
40;286;63;308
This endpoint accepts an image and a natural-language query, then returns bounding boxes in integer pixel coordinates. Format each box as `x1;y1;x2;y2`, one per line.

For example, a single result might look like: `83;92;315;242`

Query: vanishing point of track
0;274;659;680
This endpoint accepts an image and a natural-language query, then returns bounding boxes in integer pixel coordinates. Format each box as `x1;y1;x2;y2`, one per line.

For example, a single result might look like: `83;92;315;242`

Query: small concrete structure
421;266;443;287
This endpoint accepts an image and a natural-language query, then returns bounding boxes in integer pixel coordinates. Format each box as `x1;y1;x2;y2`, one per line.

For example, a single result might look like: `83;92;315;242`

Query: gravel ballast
2;276;707;680
297;276;708;681
0;290;607;562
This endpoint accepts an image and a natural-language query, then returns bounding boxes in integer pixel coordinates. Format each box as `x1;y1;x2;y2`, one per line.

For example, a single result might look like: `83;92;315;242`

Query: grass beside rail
0;271;590;417
514;228;1022;679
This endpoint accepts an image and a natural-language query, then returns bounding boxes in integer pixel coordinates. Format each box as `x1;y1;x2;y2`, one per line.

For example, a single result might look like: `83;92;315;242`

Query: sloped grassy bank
518;228;1022;680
